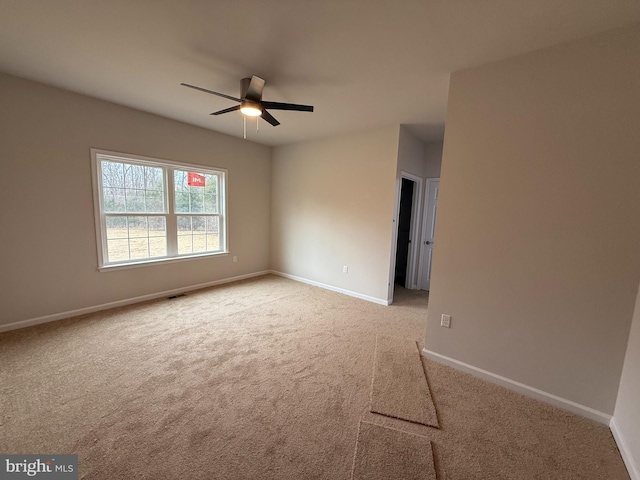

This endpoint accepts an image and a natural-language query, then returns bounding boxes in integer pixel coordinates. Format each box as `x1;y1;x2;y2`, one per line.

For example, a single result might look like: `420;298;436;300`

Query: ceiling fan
181;75;314;127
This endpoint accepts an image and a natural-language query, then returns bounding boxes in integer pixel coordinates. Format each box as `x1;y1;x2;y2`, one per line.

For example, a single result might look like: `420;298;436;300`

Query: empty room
1;2;639;479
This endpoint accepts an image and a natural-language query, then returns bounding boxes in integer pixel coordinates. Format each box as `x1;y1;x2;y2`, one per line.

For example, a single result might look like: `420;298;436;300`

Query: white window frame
90;148;228;271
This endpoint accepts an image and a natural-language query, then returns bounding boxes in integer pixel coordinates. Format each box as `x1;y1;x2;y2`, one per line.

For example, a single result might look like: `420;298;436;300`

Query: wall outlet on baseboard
441;314;451;328
343;265;348;274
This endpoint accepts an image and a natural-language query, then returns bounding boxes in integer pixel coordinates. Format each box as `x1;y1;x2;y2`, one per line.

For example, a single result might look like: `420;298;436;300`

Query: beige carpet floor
370;336;439;427
0;275;630;479
351;421;436;480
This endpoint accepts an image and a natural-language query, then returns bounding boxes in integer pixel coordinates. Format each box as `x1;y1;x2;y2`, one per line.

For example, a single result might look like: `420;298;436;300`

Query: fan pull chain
243;116;246;139
257;116;259;133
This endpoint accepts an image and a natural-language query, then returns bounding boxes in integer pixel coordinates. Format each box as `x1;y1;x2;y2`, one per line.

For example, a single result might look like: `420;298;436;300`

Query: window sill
98;251;229;272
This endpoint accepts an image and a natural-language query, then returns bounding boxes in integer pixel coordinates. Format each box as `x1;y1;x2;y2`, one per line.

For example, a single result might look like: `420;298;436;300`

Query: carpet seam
349;419;365;480
368;410;439;428
368;335;381;419
358;420;435;441
415;342;441;429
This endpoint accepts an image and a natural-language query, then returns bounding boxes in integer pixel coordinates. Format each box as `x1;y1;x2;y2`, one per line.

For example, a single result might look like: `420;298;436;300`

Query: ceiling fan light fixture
240;101;262;117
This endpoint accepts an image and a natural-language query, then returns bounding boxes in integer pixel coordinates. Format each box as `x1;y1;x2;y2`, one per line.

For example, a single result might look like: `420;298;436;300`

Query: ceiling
1;1;639;147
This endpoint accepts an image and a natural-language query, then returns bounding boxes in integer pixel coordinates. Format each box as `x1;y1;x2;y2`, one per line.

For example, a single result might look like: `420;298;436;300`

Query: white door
419;179;439;290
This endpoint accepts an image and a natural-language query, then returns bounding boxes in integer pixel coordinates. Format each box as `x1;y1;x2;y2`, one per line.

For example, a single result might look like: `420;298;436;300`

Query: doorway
395;178;414;287
388;172;423;304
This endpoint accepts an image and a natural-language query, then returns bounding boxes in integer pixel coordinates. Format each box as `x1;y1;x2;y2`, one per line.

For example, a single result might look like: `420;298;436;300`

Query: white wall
397;126;425;178
425;24;640;414
614;280;640;478
0;73;271;327
271;126;400;302
423;141;443;179
396;128;442;180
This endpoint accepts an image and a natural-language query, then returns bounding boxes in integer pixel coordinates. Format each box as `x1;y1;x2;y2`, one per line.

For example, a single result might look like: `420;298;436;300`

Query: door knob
425;241;432;245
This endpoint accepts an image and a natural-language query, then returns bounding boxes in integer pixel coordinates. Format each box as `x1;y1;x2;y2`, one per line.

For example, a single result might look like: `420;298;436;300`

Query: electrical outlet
343;265;348;274
232;256;238;263
441;314;451;328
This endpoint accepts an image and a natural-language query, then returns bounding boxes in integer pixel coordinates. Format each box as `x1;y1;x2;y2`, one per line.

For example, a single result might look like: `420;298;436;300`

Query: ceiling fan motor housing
241;76;265;101
240;78;253;99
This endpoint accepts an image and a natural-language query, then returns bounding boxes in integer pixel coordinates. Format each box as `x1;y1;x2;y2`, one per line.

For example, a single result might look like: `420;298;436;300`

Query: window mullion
166;167;177;256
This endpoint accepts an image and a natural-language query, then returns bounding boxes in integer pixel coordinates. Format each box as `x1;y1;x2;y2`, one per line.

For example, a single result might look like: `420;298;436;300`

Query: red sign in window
188;172;206;187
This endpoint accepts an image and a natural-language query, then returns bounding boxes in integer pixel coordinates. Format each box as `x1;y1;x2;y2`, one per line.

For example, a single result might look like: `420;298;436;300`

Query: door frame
387;171;423;304
417;177;440;290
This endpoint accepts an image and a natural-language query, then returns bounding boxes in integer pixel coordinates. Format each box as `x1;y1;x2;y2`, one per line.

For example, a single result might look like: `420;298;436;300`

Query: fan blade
181;83;241;102
261;101;314;112
261;110;280;126
245;75;265;101
210;105;241;116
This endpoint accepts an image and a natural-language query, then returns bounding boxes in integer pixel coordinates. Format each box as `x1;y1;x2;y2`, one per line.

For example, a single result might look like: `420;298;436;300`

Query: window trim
90;148;228;271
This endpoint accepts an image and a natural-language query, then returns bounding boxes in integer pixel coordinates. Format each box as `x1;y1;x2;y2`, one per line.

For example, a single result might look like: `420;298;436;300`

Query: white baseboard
421;348;612;425
610;417;640;480
269;270;389;306
0;271;271;333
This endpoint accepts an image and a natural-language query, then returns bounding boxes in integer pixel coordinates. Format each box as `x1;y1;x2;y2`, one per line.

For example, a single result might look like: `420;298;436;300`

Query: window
91;149;227;269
